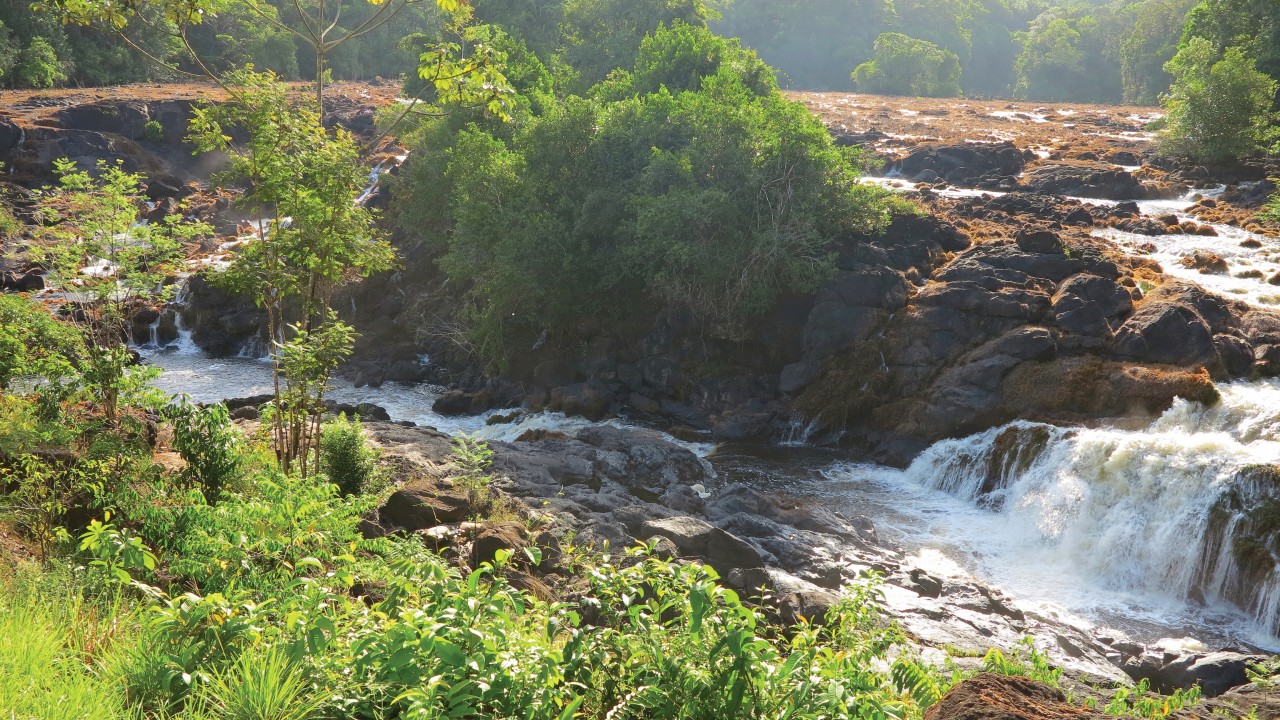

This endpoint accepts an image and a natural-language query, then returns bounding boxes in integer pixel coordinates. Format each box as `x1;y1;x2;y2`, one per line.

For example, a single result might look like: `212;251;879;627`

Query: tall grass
0;569;134;720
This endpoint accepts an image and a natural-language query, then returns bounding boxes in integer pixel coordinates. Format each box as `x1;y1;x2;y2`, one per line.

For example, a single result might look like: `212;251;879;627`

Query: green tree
1160;40;1278;162
408;24;898;365
559;0;715;92
0;20;16;81
188;70;395;473
1180;0;1280;85
712;0;893;90
36;0;507;114
29;160;208;424
1120;0;1197;104
0;294;77;391
14;36;66;88
851;32;963;97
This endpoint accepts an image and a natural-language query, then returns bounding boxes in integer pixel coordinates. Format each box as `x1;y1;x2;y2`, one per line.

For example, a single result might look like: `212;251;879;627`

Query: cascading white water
871;381;1280;641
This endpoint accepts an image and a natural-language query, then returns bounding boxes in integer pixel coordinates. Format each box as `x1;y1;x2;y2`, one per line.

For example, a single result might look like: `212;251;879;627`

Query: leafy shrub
141;119;165;142
451;432;494;506
167;399;242;504
0;204;18;239
166;469;376;592
852;33;963;97
0;294;76;391
319;413;378;496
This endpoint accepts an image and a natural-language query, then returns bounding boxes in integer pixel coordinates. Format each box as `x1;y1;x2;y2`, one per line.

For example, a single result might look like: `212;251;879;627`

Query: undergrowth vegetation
0;362;1212;719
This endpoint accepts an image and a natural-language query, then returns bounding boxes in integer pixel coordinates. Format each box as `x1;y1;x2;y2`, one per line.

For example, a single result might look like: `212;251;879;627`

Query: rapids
814;383;1280;651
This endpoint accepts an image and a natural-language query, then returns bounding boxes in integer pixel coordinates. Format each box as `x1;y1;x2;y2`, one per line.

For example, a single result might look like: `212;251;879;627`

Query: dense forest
0;0;1274;108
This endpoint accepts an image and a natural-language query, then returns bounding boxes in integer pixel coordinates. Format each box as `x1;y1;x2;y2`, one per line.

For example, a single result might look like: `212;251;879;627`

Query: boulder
1113;306;1216;367
0;117;23;154
640;516;764;571
1;270;43;292
50;102;150;139
897;142;1026;185
802;303;884;358
1126;650;1264;697
378;481;477;531
471;522;527;568
1015;228;1065;255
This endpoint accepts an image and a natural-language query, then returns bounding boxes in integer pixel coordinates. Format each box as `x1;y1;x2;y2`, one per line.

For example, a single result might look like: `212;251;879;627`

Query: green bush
852;33;963;97
14;36;65;88
195;645;324;720
407;23;897;364
0;204;18;240
1160;40;1278;163
141;119;165;143
319;413;379;496
167;399;242;504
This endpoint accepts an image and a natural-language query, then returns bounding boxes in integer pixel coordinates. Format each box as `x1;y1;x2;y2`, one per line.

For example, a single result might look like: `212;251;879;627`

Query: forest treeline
0;0;1277;107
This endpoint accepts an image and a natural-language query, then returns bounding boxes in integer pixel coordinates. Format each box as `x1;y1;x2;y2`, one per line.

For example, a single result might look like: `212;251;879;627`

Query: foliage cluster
716;0;1201;103
188;69;395;474
1159;39;1277;162
852;33;963;97
399;22;901;365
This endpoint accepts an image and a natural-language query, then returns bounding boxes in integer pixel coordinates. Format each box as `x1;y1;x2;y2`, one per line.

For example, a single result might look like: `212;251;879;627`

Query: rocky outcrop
1022;163;1147;200
1121;649;1263;698
896;142;1027;187
359;421;1174;686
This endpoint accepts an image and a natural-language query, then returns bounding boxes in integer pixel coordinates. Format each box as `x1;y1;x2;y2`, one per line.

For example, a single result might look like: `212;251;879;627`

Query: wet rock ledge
350;419;1276;708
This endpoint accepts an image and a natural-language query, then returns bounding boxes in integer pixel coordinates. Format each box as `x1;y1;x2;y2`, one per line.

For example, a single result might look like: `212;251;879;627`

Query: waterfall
780;415;821;446
895;382;1280;636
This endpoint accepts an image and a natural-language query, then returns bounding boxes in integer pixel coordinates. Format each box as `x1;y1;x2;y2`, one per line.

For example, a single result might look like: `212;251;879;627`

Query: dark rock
379;482;477;530
777;589;840;625
433;389;493;416
229;406;260;421
1113;288;1221;367
1024;163;1144;200
628;392;662;415
386;360;424;383
803;303;884;358
145;174;186;201
898;142;1026;185
549;383;610;421
533;358;576;387
0;117;23;153
1015;228;1064;255
780;361;819;395
471;522;526;568
1126;650;1263;697
640;516;764;571
711;404;776;441
909;568;943;598
1;270;44;292
50;102;149;139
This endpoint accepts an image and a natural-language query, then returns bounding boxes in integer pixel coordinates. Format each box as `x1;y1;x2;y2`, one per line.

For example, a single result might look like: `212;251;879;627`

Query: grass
0;569;136;720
